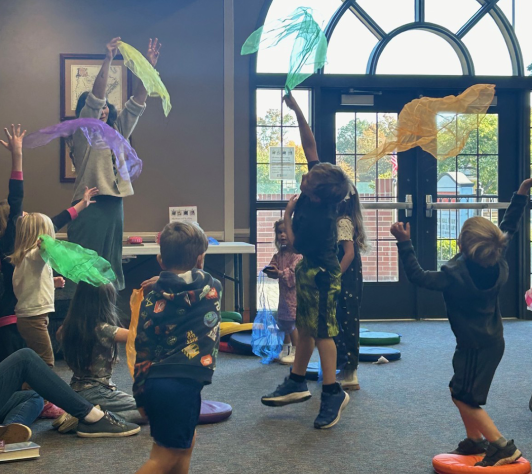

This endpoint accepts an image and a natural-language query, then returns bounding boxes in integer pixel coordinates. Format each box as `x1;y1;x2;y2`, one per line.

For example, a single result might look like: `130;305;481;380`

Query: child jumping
261;93;350;429
335;184;368;390
390;178;532;467
264;219;302;365
59;281;138;427
134;222;222;474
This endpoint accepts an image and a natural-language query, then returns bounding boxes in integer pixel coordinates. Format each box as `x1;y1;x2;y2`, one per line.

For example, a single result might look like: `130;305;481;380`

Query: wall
0;0;227;233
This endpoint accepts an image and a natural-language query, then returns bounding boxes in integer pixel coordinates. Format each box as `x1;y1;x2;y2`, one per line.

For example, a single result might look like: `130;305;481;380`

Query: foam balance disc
221;311;242;323
228;332;255;356
219;341;236;353
302;362;340;381
198;400;232;425
360;328;369;333
432;453;530;474
220;322;253;339
360;331;400;346
359;346;401;362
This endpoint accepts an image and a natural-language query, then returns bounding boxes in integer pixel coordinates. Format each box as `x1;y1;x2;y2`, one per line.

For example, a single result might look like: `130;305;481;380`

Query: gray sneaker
76;411;140;438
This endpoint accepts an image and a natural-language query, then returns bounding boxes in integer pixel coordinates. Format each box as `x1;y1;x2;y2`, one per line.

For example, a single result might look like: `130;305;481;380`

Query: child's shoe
53;413;79;433
0;423;32;443
337;369;360;391
314;384;349;429
474;440;521;467
76;411;140;438
39;402;65;419
449;437;488;455
276;344;291;362
279;346;296;365
261;376;311;407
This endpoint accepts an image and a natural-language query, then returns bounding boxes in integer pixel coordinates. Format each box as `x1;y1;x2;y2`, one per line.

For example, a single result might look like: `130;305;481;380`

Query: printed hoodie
133;269;222;397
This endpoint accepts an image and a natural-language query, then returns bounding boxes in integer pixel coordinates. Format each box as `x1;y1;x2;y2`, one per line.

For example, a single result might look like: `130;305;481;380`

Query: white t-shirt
337;217;355;242
12;248;55;317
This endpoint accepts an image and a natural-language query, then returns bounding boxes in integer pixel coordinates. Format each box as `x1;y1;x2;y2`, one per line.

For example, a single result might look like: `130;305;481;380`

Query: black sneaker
449;438;488;455
314;386;350;429
76;411;140;438
261;376;312;407
474;440;522;467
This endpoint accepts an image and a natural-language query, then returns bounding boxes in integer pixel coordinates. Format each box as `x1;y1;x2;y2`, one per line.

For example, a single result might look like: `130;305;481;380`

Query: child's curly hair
306;163;350;205
459;216;508;267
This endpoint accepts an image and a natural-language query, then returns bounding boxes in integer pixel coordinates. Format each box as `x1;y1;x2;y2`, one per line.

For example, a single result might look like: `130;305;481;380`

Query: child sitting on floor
133;222;223;474
264;219;301;365
390;177;532;467
59;281;139;428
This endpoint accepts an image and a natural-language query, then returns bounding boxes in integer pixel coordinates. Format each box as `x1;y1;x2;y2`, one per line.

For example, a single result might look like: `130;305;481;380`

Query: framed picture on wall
60;135;76;183
60;53;133;120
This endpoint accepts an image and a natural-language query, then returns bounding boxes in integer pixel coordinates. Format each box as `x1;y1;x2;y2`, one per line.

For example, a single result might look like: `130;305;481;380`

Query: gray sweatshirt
70;92;145;201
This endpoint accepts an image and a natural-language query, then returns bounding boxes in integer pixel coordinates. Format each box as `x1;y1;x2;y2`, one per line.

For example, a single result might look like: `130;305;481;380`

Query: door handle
425;195;510;217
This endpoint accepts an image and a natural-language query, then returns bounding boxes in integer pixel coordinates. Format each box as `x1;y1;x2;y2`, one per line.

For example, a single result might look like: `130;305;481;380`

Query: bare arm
115;327;129;343
284;196;298;247
132;38;162;105
283;94;319;164
339;240;355;274
92;38;121;100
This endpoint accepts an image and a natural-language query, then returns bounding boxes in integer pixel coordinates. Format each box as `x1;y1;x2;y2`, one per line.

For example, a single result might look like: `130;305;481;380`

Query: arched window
257;0;531;76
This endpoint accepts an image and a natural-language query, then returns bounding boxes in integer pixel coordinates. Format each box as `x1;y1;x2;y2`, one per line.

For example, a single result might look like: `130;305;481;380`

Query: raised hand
146;38;162;67
81;187;99;209
517;178;532;196
390;222;411;242
0;124;27;154
106;37;121;60
283;93;300;113
285;195;299;215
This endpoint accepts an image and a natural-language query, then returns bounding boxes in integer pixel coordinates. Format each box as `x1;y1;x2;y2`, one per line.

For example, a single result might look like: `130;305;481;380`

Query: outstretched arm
51;186;99;231
1;125;26;244
283;94;319;164
284;195;298;248
132;38;162;106
497;178;532;243
92;37;121;100
391;222;450;291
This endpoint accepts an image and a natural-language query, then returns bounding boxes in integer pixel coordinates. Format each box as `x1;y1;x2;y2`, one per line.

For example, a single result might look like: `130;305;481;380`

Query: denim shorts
135;377;203;449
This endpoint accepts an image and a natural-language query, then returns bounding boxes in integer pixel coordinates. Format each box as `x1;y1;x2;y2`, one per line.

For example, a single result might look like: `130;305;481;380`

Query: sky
256;0;532;76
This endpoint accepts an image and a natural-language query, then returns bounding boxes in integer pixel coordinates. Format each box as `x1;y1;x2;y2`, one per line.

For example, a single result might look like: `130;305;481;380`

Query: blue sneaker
314;385;350;429
261;377;312;407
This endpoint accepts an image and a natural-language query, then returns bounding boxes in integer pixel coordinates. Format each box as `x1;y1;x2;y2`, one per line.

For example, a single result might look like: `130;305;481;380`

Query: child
390;178;532;467
261;93;350;429
59;282;138;425
335;184;368;390
133;222;222;474
264;219;302;365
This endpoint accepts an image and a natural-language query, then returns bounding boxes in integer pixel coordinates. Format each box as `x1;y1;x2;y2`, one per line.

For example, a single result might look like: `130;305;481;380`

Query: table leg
238;254;244;314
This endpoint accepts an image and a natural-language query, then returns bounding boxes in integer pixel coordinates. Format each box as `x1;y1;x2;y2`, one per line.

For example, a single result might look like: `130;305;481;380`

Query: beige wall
0;0;259;234
0;0;266;313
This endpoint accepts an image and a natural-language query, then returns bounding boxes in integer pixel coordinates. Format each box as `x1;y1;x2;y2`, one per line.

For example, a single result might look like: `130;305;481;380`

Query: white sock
84;407;104;424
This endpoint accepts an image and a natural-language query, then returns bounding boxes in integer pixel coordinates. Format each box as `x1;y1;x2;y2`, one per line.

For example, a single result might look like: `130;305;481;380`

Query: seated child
133;222;223;474
59;282;139;427
390;178;532;467
264;219;302;364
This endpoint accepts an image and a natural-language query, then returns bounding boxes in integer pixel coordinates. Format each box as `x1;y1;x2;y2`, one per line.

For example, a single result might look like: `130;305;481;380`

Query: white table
122;242;255;313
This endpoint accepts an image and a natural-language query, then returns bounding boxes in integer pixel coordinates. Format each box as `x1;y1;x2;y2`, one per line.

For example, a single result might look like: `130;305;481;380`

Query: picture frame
60;53;133;120
60;134;76;183
59;54;133;182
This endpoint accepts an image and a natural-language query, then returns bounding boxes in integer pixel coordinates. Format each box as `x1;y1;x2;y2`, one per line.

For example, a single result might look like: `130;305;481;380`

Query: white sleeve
337;218;354;242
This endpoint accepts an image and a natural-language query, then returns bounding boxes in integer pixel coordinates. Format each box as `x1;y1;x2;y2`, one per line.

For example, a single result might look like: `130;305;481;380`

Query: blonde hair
0;199;8;239
8;213;55;266
458;216;507;267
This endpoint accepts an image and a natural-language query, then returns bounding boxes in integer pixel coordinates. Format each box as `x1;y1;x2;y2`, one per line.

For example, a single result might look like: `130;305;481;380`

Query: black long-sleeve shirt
397;193;527;348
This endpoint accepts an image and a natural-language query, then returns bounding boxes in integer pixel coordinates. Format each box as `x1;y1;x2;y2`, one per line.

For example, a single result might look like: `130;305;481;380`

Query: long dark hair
75;91;118;128
337;189;369;253
61;282;121;373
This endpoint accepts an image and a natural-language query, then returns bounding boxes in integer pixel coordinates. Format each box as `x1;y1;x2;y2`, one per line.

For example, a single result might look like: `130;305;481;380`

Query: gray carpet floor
3;320;532;474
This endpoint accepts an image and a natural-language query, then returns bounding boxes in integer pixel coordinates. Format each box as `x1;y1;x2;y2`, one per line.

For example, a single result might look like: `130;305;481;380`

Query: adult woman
67;37;161;290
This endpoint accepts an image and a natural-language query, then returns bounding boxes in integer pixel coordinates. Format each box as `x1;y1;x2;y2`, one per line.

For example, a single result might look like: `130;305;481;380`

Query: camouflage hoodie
133;269;222;397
